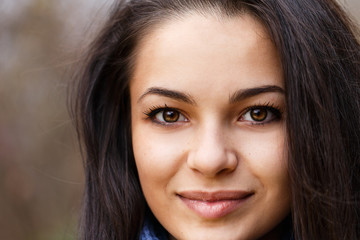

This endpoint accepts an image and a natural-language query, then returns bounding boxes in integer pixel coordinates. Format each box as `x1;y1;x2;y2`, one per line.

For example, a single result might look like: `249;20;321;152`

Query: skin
130;13;291;240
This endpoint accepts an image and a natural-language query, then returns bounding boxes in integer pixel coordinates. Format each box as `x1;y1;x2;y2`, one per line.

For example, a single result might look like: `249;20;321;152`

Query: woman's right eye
146;108;188;125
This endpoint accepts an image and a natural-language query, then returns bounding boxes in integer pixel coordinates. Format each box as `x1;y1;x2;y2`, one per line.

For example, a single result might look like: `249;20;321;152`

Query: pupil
163;110;179;122
251;109;267;121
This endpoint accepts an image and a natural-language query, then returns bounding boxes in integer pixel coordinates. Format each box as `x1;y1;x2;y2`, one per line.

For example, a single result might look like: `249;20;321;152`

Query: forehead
130;13;283;97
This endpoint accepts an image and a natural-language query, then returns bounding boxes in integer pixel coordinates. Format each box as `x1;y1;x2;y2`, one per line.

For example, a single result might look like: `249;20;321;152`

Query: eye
145;107;188;125
155;109;187;123
240;106;281;124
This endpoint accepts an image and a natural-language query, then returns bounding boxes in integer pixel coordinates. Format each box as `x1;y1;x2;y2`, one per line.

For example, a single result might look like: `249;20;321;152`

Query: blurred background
0;1;359;240
0;0;114;239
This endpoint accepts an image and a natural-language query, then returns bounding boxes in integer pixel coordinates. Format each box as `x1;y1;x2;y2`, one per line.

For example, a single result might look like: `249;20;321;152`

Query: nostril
216;168;230;176
187;147;238;177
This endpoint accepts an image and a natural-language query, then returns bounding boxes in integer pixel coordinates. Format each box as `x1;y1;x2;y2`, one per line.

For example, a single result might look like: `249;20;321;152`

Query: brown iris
250;108;267;121
163;110;179;122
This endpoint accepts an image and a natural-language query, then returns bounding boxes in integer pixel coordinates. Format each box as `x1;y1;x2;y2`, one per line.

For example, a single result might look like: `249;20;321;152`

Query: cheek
131;126;189;189
237;128;287;186
236;129;290;230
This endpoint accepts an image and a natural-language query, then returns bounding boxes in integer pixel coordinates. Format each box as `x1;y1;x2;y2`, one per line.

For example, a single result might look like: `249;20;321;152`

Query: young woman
73;0;360;239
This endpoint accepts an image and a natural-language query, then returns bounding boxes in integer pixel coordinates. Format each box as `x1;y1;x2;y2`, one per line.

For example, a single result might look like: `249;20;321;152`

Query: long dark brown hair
72;0;360;239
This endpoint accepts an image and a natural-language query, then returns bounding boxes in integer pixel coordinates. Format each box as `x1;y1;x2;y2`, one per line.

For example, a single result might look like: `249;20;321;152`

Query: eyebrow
137;85;284;104
229;85;285;103
137;87;196;104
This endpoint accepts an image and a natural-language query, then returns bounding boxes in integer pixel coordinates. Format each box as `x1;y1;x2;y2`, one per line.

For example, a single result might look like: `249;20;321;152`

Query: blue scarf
139;216;168;240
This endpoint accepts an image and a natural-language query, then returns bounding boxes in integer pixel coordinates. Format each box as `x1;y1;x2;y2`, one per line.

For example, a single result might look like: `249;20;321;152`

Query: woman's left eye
240;106;281;124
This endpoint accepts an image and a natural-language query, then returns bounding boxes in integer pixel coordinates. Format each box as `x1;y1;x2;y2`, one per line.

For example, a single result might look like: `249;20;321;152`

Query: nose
187;124;238;177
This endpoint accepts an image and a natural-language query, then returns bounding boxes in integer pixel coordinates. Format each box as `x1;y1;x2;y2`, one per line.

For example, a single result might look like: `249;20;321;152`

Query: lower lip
179;195;251;219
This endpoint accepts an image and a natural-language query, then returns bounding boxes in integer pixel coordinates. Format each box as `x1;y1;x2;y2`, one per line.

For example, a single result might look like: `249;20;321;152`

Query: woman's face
130;13;290;240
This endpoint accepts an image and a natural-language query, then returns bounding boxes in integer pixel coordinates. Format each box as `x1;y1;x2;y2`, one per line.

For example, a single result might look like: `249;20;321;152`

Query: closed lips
178;191;253;201
177;191;254;219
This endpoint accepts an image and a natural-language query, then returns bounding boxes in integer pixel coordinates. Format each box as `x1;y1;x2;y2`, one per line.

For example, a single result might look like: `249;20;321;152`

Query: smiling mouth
177;191;254;219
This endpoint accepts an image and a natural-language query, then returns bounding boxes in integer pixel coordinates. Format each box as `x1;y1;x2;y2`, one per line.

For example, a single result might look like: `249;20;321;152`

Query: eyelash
239;103;283;125
143;104;187;126
143;103;283;126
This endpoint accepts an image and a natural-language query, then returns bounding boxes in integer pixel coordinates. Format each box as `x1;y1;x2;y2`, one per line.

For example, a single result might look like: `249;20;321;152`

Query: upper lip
177;191;253;201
